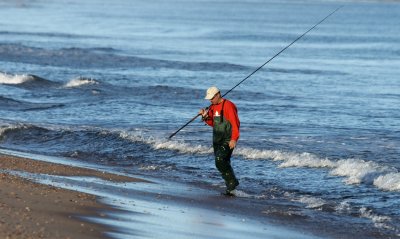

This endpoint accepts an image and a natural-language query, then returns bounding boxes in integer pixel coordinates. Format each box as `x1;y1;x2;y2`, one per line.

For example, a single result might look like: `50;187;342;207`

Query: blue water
1;0;399;238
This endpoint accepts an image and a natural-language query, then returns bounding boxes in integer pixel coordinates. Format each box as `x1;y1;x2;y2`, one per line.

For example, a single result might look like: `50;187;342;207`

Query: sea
0;0;399;238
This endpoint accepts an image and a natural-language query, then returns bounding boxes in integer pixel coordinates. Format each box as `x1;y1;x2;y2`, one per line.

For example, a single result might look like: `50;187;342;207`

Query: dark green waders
213;143;239;192
211;100;239;192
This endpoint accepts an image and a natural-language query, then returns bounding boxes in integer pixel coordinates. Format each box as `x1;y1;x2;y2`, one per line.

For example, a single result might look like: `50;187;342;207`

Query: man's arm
225;101;240;148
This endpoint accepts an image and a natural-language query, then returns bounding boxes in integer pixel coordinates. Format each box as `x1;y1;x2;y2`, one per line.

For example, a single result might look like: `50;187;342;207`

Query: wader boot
214;143;239;193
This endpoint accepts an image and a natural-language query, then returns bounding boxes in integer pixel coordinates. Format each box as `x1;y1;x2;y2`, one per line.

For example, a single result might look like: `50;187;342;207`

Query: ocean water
1;0;399;238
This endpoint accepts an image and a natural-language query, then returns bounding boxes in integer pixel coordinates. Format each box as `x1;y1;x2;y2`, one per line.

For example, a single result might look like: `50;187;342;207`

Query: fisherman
199;86;240;195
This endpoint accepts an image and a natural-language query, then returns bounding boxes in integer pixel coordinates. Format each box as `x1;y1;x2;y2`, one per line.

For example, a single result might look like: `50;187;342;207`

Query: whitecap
335;200;352;213
64;77;98;88
229;189;252;198
374;173;400;191
294;196;326;209
278;152;336;168
235;146;399;191
0;72;34;84
152;139;212;154
118;130;400;192
235;147;336;168
330;158;396;185
0;124;28;138
119;131;213;155
359;207;393;230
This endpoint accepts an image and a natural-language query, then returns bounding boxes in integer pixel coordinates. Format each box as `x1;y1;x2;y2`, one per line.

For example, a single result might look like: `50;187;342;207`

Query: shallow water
1;0;399;238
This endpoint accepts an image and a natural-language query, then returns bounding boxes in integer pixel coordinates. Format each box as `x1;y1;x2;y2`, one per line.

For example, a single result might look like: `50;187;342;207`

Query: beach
1;157;105;239
0;152;321;239
1;151;395;239
0;153;143;239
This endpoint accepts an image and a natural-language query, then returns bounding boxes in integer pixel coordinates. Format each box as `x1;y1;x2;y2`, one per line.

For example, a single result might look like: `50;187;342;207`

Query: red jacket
204;99;240;142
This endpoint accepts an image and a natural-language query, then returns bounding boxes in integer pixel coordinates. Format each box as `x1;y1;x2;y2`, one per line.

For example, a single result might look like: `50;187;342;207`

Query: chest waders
212;100;239;192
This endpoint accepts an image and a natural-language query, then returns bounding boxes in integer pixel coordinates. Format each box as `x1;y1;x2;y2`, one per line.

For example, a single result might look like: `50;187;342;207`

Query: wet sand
3;151;368;239
0;154;142;239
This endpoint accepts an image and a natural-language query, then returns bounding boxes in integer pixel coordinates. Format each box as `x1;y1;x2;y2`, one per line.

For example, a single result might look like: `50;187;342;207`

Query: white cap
204;86;220;100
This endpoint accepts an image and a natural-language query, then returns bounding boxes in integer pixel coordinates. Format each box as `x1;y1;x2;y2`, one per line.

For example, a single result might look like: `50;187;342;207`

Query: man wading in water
199;86;240;195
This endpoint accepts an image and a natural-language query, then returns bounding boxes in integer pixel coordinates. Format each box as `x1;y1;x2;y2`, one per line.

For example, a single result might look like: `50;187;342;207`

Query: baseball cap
204;86;220;100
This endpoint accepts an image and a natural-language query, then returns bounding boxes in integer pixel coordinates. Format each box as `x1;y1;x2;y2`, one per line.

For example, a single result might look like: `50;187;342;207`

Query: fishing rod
169;6;342;139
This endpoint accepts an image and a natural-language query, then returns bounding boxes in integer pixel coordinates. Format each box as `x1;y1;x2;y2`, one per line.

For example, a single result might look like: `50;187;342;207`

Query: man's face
210;92;221;105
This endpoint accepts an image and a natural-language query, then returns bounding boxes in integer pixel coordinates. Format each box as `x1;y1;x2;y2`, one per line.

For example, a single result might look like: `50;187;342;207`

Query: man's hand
229;140;237;149
199;108;209;120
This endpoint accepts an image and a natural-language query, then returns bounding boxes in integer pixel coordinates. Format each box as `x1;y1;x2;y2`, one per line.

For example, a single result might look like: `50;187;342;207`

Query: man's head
205;86;222;105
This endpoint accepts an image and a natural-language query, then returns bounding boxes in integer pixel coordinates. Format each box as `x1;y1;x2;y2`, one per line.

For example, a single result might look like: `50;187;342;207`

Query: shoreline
0;151;319;239
1;150;393;239
0;153;143;239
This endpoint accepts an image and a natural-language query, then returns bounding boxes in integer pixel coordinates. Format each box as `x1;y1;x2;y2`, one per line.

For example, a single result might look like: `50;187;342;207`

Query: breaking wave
292;195;397;232
121;132;400;192
1;122;399;192
64;77;100;88
294;195;327;209
360;207;394;231
0;72;36;84
0;72;57;87
234;147;399;191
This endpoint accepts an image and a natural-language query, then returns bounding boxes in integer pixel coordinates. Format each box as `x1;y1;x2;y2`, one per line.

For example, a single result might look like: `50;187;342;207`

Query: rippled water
1;0;399;237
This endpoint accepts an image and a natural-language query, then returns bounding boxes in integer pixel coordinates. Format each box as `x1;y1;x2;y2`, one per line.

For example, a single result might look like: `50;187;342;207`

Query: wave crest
64;77;99;88
0;72;34;84
1;122;399;192
235;147;399;191
331;159;396;185
374;173;400;191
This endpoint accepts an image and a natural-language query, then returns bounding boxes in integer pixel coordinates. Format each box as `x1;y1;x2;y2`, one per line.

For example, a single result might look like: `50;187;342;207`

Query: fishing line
169;6;343;139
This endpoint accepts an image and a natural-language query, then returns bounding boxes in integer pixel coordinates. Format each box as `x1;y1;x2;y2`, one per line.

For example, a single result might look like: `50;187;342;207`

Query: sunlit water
1;0;399;238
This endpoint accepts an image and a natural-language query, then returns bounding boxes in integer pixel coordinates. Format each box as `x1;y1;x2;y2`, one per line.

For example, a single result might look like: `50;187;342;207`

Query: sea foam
235;146;399;190
119;131;213;155
295;196;326;209
64;77;98;88
0;72;34;84
360;207;393;230
331;159;396;185
125;133;400;191
374;173;400;191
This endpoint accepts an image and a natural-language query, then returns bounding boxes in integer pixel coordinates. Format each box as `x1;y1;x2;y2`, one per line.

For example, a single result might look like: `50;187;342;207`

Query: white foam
152;140;213;154
295;196;326;209
0;124;27;137
139;165;159;171
330;159;396;185
359;207;393;230
235;147;336;168
119;131;213;155
64;77;98;88
235;147;291;161
7;124;397;193
235;147;400;191
0;72;34;84
230;189;249;197
374;173;400;191
335;200;351;213
278;153;336;168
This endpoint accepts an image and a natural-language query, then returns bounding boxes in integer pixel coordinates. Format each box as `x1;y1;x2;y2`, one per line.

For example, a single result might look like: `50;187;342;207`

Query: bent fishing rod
169;6;342;139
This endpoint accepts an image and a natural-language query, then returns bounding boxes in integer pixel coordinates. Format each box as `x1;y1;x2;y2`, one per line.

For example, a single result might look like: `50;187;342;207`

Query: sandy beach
0;154;141;239
0;151;326;239
1;149;395;239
